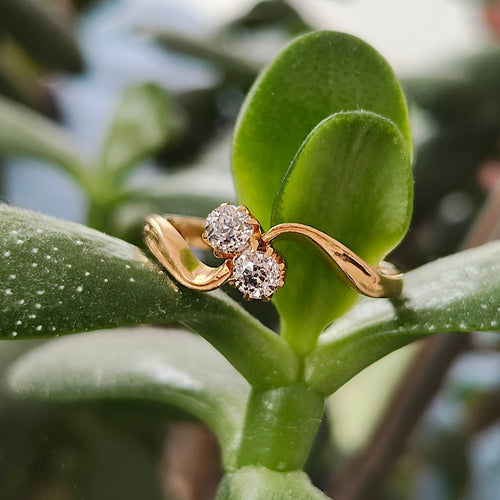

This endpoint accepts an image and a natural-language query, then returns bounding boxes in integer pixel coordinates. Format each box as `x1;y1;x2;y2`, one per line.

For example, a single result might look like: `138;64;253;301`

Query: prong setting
204;204;256;257
203;203;285;300
232;249;284;300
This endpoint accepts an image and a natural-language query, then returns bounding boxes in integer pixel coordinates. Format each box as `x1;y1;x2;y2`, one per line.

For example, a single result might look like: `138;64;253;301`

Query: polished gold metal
261;223;402;298
143;208;403;299
143;215;232;291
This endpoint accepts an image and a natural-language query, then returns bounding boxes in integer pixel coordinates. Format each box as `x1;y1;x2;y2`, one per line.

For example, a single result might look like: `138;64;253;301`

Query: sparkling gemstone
233;250;282;300
205;204;254;255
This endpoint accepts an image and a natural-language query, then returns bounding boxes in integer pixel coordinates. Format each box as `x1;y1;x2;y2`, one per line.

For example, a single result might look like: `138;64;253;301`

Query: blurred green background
0;1;500;499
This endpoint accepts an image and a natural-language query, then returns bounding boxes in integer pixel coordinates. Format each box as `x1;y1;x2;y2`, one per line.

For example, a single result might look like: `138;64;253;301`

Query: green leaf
305;241;500;395
0;95;87;181
0;203;185;338
0;339;44;402
7;327;249;470
232;30;411;228
0;204;298;389
215;466;330;499
0;0;84;73
100;83;172;175
271;112;412;354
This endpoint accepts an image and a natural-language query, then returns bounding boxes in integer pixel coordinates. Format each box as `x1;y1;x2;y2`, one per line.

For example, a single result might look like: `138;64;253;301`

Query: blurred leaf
225;0;312;35
327;344;418;454
305;241;500;395
125;160;235;203
215;466;329;499
100;83;172;175
413;129;491;213
0;204;298;388
7;327;249;470
152;30;259;87
0;402;165;500
0;95;87;182
165;88;220;161
406;47;500;127
0;61;33;107
232;30;412;228
271;112;412;354
406;77;482;126
111;191;227;245
426;431;470;498
0;0;84;73
0;339;43;402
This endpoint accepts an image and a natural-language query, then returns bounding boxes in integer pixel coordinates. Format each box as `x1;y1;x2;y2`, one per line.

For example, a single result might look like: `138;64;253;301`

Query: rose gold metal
143;215;231;291
143;210;403;299
261;223;402;298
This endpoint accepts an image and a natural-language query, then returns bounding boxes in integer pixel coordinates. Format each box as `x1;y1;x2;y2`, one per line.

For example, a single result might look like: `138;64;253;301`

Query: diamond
233;250;283;300
205;204;254;255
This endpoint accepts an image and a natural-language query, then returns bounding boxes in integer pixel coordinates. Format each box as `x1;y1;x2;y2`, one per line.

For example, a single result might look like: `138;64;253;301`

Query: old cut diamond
205;204;254;255
233;250;282;300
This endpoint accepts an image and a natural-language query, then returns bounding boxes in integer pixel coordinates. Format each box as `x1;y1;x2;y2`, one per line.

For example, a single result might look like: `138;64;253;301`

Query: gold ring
143;203;403;301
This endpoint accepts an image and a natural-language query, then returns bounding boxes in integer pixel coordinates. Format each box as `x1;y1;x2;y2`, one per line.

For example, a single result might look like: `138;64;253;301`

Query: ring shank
143;215;403;298
167;216;210;250
262;223;402;298
143;215;231;290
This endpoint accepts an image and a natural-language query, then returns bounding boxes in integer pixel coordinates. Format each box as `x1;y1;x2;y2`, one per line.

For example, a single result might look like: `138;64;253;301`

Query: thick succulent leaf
100;83;172;175
305;241;500;395
0;204;298;388
0;203;187;338
0;96;86;181
0;339;44;402
232;30;411;227
0;0;84;73
7;327;249;470
215;466;329;499
271;112;412;354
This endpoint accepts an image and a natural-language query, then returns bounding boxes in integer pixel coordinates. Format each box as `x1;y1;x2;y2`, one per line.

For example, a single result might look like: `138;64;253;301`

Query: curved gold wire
261;223;402;298
143;214;403;298
143;215;231;291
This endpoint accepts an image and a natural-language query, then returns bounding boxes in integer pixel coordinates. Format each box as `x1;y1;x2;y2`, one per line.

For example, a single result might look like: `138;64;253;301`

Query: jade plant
1;31;500;499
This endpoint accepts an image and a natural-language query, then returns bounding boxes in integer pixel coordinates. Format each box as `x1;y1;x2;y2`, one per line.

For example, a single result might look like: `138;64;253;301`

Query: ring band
143;204;403;301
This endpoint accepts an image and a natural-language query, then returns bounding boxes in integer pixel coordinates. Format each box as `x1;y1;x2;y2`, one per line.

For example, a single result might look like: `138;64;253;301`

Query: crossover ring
143;203;403;301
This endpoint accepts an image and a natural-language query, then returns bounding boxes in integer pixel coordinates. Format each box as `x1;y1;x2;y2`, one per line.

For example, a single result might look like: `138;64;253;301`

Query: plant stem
327;178;500;500
236;383;325;471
